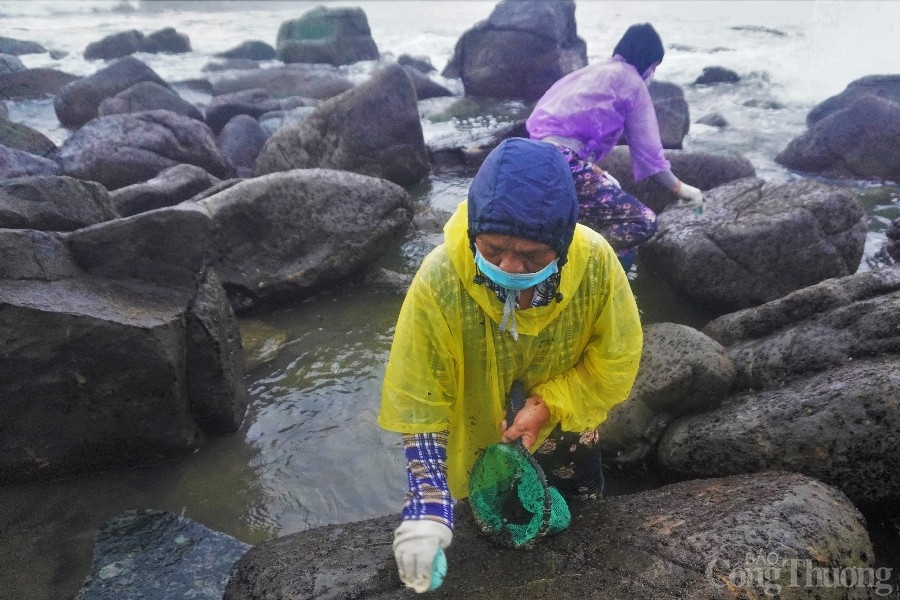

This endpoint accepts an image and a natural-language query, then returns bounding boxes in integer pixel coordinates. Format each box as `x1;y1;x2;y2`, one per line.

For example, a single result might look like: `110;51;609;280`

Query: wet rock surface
109;163;221;217
702;266;900;389
195;168;413;313
640;177;867;314
254;63;429;186
223;472;875;600
0;175;117;230
777;75;900;181
0;144;61;178
0;68;80;100
275;6;379;67
0;206;247;482
54;56;169;129
76;510;250;600
207;63;354;100
442;0;587;101
56;109;234;190
97;80;204;122
657;355;900;510
597;323;736;466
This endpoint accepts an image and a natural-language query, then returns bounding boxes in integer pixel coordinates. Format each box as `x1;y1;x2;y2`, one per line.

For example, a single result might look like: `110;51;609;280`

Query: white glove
675;181;704;207
393;520;453;593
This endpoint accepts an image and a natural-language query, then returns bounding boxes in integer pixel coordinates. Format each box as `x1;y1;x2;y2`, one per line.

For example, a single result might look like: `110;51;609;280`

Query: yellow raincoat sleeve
378;247;460;432
531;237;643;435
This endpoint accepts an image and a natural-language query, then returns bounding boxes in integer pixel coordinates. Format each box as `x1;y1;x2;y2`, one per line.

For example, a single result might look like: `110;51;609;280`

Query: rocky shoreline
1;1;898;598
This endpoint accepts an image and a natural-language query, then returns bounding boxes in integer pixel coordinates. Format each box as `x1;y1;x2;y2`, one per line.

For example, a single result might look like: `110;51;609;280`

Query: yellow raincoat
379;200;642;499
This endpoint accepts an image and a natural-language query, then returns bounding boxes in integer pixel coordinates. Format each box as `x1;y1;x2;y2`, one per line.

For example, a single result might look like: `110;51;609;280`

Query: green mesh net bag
469;381;571;549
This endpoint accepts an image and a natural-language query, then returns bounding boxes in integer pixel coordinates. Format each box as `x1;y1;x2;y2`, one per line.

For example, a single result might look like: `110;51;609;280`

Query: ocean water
1;2;899;599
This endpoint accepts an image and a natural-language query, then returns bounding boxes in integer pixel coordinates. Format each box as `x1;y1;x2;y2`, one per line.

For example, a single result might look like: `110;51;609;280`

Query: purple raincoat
526;56;670;182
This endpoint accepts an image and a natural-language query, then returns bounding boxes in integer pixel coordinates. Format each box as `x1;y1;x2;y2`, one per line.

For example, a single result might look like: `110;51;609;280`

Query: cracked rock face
641;177;867;315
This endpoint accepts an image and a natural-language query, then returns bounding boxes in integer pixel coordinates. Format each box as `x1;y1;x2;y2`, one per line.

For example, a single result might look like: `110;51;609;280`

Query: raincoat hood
467;138;579;268
613;22;664;78
446;200;593;339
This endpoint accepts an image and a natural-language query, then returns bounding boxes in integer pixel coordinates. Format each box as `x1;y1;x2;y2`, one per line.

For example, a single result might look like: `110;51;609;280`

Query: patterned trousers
557;145;657;270
534;426;605;501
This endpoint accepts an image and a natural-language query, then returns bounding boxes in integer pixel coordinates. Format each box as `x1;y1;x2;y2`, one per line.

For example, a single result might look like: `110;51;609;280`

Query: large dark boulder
143;27;191;54
207;64;354;100
658;355;900;511
0;175;117;230
204;88;281;133
647;80;690;149
0;36;47;56
0;68;79;100
640;177;867;314
692;66;741;85
83;27;191;60
275;6;379;66
887;215;900;262
214;40;276;61
56;109;235;190
254;63;429;186
654;266;900;510
701;265;900;390
805;74;900;126
84;30;146;60
597;323;735;467
216;115;268;178
402;65;454;101
0;53;26;74
195;169;413;313
0;205;247;483
65;208;246;435
441;0;587;101
54;56;169;129
110;163;222;217
76;511;249;600
0;119;56;156
0;144;61;179
598;147;756;214
776;94;900;181
98;81;204;122
223;472;874;600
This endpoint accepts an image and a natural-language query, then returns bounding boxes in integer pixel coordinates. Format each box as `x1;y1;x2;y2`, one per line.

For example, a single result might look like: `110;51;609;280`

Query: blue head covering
467;138;579;267
613;22;665;77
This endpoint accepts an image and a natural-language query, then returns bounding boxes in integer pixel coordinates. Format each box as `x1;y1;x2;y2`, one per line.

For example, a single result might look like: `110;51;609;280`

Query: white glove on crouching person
393;431;455;592
393;519;453;593
673;180;704;207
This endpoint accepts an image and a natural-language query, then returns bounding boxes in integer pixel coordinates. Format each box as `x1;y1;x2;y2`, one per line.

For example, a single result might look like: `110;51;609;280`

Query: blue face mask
475;250;559;291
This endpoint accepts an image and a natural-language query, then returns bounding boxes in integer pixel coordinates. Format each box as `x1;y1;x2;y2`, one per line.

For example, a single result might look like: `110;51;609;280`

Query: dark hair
613;22;664;76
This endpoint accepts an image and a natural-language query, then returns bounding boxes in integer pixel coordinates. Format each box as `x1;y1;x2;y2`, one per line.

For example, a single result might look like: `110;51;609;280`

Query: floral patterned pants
534;426;605;501
557;146;657;270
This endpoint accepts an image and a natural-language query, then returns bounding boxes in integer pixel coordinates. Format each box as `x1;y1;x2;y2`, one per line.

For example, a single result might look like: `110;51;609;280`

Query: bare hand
500;394;550;449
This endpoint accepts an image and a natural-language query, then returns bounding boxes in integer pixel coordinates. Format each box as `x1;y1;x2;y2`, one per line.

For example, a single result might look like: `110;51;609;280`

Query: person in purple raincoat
527;22;704;270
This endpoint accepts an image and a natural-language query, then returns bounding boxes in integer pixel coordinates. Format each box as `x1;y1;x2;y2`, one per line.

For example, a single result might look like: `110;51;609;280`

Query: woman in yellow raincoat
380;138;643;593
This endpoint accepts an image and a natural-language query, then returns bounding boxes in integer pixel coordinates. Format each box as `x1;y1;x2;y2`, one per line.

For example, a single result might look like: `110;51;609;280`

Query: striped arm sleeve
400;430;454;531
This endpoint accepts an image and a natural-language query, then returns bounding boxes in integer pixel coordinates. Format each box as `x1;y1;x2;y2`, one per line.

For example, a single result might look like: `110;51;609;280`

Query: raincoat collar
445;201;589;338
